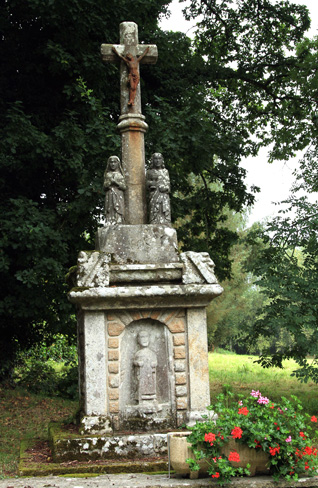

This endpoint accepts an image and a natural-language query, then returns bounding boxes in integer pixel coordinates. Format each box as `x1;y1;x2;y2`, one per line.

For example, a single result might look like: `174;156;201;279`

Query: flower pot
221;438;270;476
168;432;210;479
168;432;270;478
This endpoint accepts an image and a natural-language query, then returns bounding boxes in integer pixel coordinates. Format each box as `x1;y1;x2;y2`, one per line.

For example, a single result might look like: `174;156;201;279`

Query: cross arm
101;44;158;64
101;44;123;63
137;45;158;64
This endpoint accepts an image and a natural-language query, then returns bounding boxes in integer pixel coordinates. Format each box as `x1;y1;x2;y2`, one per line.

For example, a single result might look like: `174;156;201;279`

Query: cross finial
101;22;158;115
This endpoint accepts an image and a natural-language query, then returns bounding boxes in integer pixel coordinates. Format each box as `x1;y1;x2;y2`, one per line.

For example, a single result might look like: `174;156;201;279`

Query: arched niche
119;318;174;416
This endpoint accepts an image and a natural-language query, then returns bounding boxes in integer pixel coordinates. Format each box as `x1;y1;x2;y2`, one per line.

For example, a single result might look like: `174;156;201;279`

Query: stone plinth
67;225;223;459
49;422;168;462
95;225;179;263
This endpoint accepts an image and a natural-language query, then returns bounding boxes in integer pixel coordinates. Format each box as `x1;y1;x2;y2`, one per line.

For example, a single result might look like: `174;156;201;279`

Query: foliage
182;0;316;161
19;334;77;363
207;217;266;352
14;335;78;398
14;357;78;399
0;0;170;373
187;390;318;484
245;143;318;382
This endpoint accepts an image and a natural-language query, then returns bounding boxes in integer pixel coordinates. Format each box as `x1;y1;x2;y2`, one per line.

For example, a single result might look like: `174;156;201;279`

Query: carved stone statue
104;156;126;225
146;153;171;225
133;331;158;408
112;45;149;106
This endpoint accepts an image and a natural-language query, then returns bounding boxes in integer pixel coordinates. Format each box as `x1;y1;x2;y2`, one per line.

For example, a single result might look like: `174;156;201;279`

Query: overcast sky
160;0;318;227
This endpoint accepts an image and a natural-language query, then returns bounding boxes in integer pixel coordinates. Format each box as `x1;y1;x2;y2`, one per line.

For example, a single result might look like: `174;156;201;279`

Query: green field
1;352;318;478
209;351;318;414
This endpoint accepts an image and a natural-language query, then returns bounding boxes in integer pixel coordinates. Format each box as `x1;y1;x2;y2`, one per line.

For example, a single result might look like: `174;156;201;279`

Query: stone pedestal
63;225;223;461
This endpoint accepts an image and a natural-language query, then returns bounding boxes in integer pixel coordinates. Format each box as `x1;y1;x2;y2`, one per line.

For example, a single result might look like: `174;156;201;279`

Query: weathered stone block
108;322;125;336
176;385;187;397
175;372;186;385
150;310;161;319
95;225;180;263
109;389;119;400
174;360;186;372
173;333;185;346
177;397;188;410
108;338;119;348
77;251;110;287
181;251;218;284
167;319;185;333
108;363;119;374
174;346;186;359
79;416;112;435
131;311;142;320
109;375;119;388
108;350;119;361
109;401;119;413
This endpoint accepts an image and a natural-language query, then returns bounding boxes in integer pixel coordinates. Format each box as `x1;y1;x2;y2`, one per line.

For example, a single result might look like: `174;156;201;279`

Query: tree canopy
245;141;318;382
1;0;316;374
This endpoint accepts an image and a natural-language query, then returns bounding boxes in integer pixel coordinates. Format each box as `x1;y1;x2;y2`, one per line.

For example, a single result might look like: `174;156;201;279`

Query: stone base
95;224;179;263
19;438;168;477
49;422;169;462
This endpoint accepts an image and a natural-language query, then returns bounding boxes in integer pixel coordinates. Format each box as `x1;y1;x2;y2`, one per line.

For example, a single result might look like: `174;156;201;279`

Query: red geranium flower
205;432;216;445
311;416;317;423
212;472;220;478
231;426;243;439
228;451;241;462
269;445;280;456
238;407;249;416
299;432;306;439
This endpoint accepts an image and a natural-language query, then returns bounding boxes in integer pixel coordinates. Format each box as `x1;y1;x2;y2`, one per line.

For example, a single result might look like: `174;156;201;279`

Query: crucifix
101;22;158;224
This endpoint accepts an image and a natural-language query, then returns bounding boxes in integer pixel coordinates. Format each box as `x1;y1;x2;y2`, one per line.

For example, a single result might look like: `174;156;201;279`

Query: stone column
118;114;148;224
82;311;107;416
187;307;211;414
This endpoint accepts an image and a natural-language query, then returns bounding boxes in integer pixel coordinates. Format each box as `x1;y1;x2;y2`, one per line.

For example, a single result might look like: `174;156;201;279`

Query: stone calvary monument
58;22;223;466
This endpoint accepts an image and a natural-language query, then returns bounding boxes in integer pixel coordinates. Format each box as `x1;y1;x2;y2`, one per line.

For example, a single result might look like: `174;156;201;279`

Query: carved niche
119;319;173;415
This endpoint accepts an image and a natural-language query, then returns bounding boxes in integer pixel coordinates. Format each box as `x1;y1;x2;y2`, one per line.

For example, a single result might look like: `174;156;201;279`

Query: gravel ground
1;474;318;488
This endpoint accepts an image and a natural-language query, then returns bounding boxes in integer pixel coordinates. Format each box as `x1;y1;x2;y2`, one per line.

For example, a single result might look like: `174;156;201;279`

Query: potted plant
171;390;318;484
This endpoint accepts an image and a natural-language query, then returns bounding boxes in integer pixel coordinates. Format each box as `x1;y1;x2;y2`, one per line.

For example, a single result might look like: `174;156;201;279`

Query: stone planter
221;438;270;476
168;432;210;479
168;432;270;479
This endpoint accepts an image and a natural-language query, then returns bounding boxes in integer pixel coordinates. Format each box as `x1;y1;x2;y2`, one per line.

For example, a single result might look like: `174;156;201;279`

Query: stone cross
101;23;158;224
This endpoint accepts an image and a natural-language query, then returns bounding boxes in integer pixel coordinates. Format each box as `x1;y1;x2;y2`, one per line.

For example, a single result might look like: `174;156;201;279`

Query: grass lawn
209;351;318;415
1;352;318;478
0;385;77;478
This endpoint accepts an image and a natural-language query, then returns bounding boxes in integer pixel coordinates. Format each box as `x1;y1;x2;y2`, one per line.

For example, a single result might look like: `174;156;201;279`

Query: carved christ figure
112;45;149;106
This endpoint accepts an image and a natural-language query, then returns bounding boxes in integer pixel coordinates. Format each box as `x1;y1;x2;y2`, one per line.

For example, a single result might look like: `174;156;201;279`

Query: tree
0;0;171;374
206;215;266;352
245;142;318;381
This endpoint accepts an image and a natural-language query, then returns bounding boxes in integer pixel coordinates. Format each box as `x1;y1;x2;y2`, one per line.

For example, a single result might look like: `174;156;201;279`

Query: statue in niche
104;156;126;225
112;45;149;106
146;153;171;225
133;330;159;412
